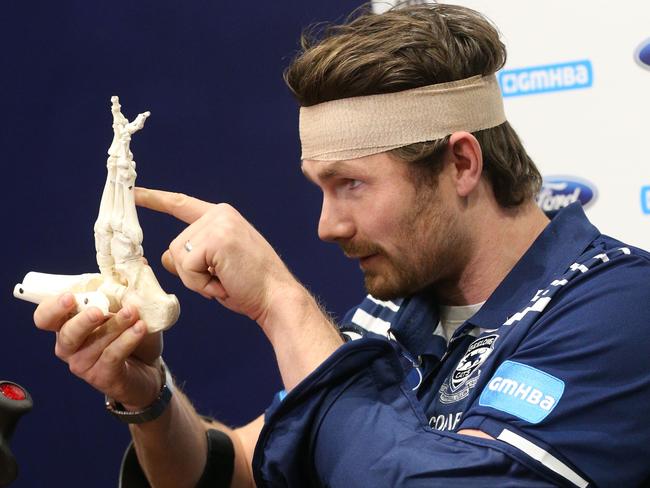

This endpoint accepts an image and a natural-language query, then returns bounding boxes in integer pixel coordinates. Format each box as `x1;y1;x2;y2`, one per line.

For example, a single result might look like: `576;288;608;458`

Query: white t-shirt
436;302;485;342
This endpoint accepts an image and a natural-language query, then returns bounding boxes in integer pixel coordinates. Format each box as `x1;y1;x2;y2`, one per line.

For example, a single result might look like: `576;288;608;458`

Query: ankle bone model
13;97;180;333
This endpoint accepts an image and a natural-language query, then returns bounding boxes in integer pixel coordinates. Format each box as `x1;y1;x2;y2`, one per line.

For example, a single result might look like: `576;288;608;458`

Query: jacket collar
467;203;599;329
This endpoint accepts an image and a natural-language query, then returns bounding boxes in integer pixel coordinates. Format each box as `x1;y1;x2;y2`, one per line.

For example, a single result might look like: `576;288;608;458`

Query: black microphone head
0;381;32;487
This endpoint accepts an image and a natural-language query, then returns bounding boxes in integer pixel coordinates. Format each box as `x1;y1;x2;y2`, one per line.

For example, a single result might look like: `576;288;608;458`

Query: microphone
0;381;32;486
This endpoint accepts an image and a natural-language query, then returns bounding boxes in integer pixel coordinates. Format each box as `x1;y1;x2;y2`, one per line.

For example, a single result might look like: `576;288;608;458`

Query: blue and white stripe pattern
341;295;403;340
503;246;631;327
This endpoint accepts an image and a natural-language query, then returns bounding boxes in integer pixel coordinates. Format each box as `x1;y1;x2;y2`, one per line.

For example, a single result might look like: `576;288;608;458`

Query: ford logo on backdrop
498;60;593;97
537;177;597;217
635;38;650;70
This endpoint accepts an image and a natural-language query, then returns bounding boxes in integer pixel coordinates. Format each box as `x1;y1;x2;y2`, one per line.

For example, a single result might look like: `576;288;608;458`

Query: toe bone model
13;97;180;333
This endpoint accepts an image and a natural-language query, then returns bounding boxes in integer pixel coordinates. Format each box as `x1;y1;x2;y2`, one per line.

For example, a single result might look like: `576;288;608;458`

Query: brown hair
284;3;542;207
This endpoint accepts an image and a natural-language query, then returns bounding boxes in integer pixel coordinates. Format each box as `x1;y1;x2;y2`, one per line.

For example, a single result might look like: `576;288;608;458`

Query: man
33;4;650;487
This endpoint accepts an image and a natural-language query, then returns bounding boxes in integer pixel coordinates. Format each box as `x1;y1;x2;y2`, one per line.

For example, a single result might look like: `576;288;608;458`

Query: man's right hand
33;293;260;488
33;293;163;410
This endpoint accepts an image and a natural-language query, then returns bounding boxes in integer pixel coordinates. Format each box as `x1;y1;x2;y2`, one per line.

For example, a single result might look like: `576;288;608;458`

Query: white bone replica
13;97;180;333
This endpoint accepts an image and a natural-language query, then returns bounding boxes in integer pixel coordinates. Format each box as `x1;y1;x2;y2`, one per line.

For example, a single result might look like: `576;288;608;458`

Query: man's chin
364;276;407;301
364;270;431;301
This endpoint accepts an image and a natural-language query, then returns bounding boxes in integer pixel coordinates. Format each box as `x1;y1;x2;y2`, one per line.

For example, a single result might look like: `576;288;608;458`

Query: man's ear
448;131;483;197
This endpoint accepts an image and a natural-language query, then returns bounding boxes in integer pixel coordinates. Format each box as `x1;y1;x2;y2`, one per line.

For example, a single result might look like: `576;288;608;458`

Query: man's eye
346;179;362;190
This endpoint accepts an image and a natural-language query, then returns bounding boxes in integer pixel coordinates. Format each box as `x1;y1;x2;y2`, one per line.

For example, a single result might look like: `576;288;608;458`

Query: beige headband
299;74;506;161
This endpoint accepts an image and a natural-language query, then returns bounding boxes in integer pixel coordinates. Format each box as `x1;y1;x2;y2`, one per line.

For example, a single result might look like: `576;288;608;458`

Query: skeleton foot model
13;97;180;333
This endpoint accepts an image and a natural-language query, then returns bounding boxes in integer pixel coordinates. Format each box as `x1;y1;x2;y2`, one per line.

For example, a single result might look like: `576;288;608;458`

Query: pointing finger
135;187;215;224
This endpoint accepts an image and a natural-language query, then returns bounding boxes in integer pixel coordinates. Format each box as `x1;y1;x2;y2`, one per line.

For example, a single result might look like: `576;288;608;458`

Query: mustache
339;241;384;258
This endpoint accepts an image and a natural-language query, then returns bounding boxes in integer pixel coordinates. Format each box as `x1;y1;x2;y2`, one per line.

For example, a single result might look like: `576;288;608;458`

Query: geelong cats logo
451;334;499;391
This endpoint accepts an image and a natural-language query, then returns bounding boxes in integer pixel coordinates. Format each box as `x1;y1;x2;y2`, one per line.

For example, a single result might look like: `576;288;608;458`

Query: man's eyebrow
301;161;349;183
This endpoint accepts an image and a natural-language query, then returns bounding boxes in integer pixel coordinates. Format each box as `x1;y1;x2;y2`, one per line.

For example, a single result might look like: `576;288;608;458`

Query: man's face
302;153;467;300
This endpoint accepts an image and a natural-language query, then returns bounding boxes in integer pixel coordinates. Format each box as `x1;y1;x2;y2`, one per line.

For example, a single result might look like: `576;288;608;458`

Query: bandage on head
299;74;506;161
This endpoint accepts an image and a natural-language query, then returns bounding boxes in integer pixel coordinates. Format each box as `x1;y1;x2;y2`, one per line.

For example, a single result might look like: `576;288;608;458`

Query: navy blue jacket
253;204;650;487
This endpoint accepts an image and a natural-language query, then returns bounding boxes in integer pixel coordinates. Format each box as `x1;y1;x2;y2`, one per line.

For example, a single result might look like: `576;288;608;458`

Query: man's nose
318;199;354;242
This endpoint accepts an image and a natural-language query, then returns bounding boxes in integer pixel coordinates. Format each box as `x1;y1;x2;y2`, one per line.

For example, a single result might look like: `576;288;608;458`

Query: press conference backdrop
1;1;648;487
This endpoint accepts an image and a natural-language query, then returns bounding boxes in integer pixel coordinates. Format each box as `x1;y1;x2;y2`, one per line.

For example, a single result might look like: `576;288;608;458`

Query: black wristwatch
105;359;173;424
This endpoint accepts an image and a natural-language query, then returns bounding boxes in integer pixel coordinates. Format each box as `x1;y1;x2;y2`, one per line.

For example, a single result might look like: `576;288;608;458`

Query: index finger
135;187;215;224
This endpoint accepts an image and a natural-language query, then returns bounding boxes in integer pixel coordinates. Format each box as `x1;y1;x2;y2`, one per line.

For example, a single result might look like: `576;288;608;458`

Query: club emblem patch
451;334;498;391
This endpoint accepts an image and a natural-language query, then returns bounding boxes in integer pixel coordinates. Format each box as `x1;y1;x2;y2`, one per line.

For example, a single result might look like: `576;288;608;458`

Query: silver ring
184;240;193;252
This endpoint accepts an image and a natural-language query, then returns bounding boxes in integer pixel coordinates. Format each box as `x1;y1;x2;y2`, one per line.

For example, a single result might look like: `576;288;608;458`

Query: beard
340;191;468;301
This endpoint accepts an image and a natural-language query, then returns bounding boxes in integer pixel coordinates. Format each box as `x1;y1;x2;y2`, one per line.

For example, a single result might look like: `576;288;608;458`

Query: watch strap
106;359;173;424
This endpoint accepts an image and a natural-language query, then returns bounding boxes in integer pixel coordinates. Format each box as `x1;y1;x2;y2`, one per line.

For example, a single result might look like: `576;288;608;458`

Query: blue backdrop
1;1;364;486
